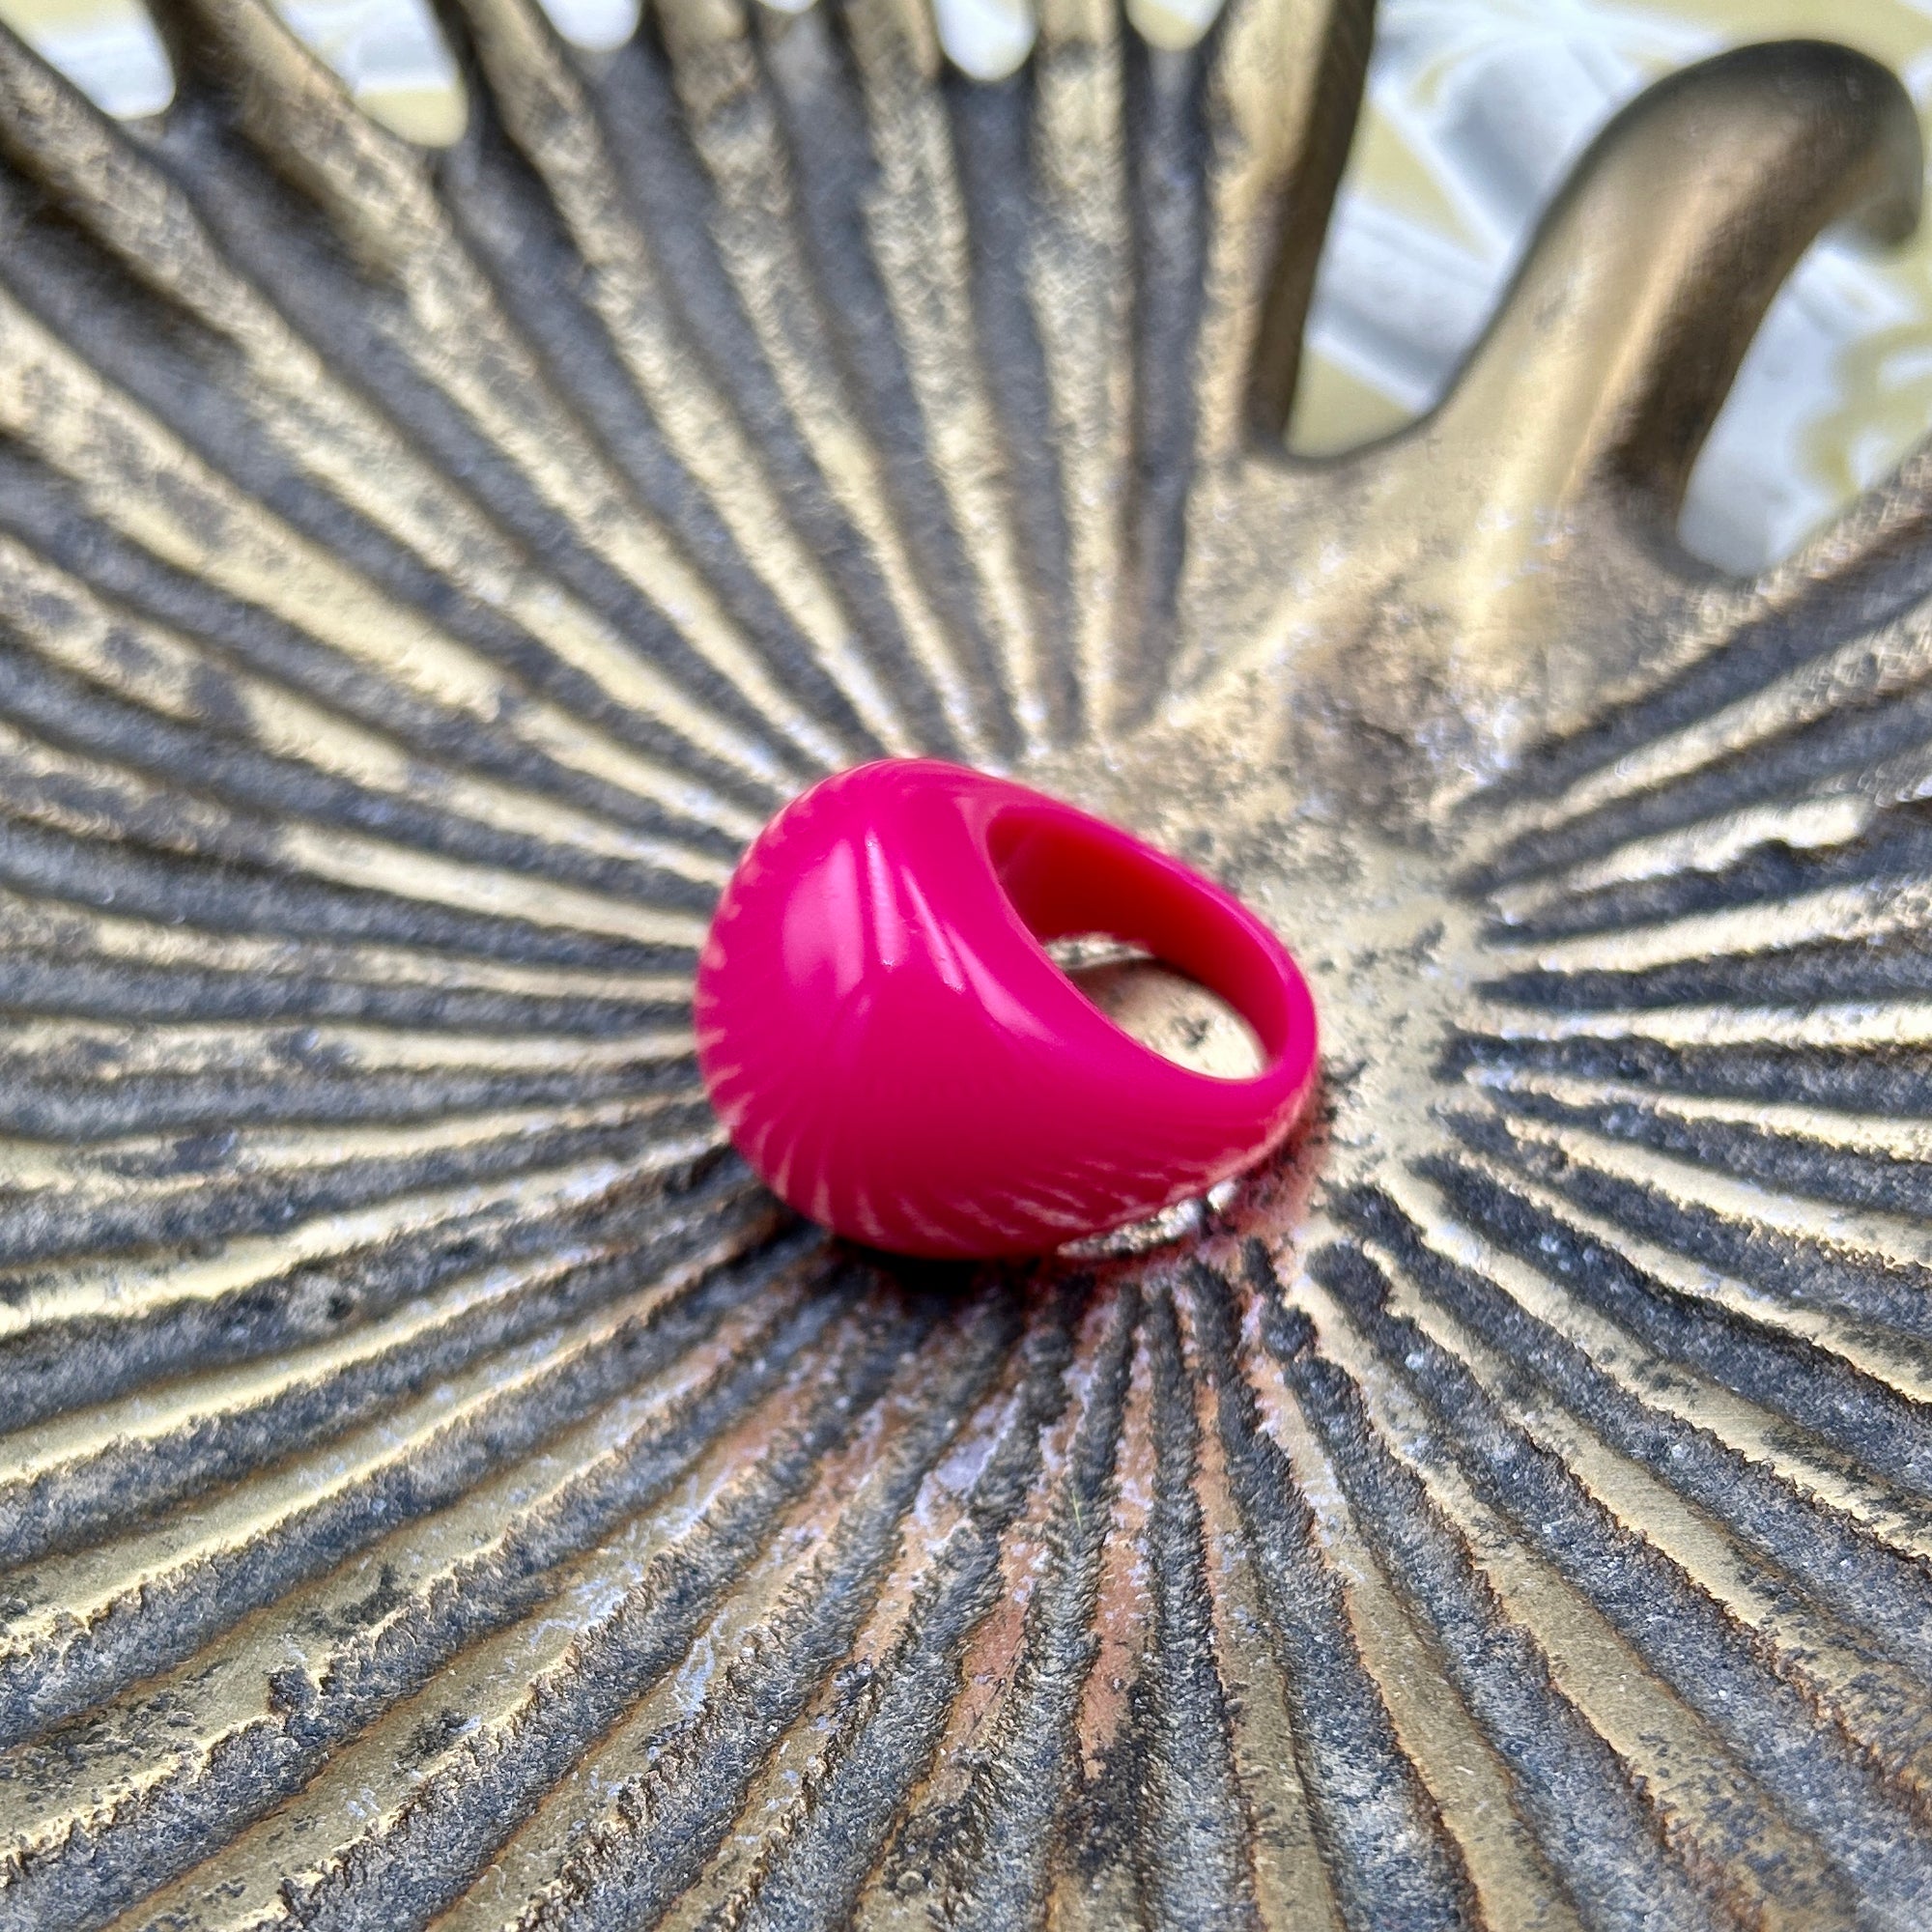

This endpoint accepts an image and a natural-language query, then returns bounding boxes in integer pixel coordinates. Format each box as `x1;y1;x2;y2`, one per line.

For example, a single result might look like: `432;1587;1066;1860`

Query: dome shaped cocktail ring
695;760;1318;1258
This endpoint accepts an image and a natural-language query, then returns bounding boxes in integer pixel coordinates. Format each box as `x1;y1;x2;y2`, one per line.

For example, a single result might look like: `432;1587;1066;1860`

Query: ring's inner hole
1045;935;1264;1080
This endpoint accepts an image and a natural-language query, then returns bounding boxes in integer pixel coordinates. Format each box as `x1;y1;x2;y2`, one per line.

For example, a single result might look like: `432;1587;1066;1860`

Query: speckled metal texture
0;0;1930;1926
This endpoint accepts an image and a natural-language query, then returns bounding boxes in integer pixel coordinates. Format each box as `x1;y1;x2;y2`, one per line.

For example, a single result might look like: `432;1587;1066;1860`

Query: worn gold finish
0;0;1927;1925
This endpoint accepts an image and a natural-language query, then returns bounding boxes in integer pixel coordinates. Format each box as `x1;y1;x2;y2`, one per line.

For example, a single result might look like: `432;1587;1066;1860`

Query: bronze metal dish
0;1;1927;1925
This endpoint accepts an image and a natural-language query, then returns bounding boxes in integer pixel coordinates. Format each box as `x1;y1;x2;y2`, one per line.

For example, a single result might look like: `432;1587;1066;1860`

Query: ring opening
1047;937;1265;1079
987;805;1294;1080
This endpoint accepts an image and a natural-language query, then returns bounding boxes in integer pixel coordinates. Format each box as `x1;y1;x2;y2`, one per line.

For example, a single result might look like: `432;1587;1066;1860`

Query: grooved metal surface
0;0;1929;1926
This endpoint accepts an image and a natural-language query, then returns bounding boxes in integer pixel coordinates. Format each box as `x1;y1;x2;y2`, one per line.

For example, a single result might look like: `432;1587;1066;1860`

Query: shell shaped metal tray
0;0;1927;1927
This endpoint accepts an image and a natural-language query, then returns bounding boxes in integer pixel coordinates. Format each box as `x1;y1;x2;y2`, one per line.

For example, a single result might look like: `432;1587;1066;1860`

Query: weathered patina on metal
0;1;1927;1925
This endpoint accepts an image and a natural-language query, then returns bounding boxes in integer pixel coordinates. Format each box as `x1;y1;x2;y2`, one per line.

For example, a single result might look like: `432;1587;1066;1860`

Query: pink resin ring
694;759;1319;1259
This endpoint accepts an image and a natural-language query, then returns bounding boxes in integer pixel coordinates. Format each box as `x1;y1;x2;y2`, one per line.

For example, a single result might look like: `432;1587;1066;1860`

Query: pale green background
1;0;1927;575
